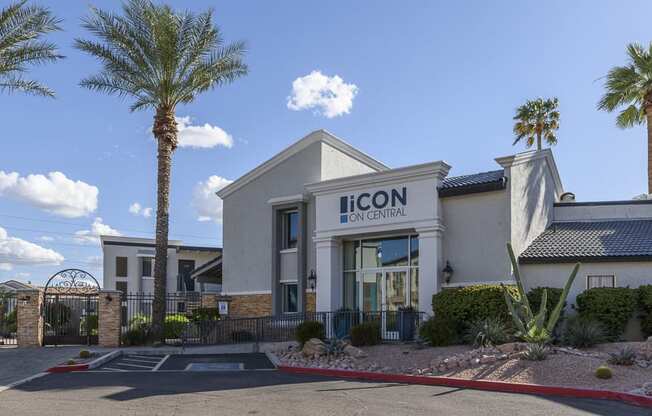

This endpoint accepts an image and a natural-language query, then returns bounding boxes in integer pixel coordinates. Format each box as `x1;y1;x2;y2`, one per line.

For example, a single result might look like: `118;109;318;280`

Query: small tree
501;243;579;344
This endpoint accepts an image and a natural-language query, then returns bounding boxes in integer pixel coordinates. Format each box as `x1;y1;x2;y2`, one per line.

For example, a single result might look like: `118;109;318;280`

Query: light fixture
307;269;317;291
442;261;454;284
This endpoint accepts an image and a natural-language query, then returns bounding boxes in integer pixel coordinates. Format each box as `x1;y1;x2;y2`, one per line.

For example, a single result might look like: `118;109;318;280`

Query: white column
315;236;341;312
416;225;444;315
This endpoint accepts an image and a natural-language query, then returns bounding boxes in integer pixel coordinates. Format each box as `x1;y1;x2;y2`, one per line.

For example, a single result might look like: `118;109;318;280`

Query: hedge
432;284;518;335
639;285;652;337
575;287;637;340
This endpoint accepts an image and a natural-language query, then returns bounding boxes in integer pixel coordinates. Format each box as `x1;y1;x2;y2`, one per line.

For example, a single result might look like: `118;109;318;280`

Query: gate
42;269;100;346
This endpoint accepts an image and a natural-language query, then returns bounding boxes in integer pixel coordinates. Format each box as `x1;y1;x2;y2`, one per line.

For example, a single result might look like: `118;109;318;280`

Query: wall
554;201;652;221
440;190;510;283
520;261;652;306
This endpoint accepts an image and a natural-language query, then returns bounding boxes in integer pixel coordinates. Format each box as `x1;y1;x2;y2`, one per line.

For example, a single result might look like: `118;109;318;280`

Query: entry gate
42;269;100;346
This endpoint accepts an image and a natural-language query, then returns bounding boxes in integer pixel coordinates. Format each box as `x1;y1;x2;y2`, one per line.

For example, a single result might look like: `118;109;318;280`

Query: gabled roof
0;279;32;291
520;219;652;264
439;170;507;197
217;130;389;199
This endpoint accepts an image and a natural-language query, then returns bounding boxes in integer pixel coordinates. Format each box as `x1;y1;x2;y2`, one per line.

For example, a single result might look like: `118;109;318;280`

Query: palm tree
76;0;247;337
512;97;560;151
598;43;652;194
0;0;63;97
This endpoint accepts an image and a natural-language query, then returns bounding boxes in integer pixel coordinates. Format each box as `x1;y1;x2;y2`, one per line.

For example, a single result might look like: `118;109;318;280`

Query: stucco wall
554;202;652;221
507;157;557;257
222;141;379;294
441;190;510;283
520;261;652;306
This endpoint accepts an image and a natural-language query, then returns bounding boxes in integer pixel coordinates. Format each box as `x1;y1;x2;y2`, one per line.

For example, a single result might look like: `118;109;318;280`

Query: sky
1;0;651;286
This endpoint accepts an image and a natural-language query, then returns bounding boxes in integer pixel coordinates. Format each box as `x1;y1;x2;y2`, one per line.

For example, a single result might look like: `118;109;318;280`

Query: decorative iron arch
43;269;100;296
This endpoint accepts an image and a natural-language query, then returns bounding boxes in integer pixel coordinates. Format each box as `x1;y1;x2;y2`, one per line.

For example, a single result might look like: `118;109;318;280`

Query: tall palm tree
512;97;560;151
0;0;63;97
76;0;247;337
598;43;652;194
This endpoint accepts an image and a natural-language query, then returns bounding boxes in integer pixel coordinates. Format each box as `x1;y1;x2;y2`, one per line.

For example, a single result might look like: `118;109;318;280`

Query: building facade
217;129;652;318
101;236;221;295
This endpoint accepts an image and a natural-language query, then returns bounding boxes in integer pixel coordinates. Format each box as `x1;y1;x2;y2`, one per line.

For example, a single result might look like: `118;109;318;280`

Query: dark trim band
102;240;221;252
555;200;652;207
519;255;652;264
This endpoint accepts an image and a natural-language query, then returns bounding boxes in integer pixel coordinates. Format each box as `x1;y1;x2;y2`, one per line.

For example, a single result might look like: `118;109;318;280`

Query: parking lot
0;353;649;416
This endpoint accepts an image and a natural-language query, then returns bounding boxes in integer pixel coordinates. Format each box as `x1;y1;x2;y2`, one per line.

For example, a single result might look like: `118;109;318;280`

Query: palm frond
616;104;645;128
512;97;560;149
0;76;53;96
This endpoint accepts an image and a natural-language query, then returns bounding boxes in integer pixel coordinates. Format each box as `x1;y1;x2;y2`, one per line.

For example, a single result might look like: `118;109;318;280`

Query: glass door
384;270;407;337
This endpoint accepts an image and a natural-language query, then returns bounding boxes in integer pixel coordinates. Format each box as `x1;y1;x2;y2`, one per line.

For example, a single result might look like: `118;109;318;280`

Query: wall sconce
307;269;317;291
20;295;31;305
104;294;113;303
442;261;454;284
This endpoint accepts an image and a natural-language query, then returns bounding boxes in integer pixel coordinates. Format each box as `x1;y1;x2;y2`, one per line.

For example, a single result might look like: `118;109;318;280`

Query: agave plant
501;243;580;344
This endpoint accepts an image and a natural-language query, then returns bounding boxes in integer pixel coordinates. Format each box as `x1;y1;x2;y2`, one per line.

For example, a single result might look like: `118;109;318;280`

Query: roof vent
560;192;575;202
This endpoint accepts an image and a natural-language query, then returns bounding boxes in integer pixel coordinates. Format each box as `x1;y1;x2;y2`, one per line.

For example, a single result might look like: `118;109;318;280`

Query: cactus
502;243;580;344
595;365;613;379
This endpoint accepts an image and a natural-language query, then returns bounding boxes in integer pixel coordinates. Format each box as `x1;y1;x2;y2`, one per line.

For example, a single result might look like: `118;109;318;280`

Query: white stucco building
216;130;652;318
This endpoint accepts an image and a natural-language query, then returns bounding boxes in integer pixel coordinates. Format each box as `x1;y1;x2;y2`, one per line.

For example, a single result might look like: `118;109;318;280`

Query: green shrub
129;313;151;328
79;350;91;359
562;316;606;348
122;327;151;346
595;365;612;379
522;343;549;361
432;285;518;334
639;285;652;337
575;288;637;340
231;330;255;342
190;307;220;323
295;321;325;346
350;322;381;346
464;317;511;347
419;316;458;347
80;315;98;336
163;314;189;339
4;310;16;333
607;346;637;366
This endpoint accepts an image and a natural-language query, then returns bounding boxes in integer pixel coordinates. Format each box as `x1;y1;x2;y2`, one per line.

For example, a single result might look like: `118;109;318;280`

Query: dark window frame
282;211;299;250
116;257;128;277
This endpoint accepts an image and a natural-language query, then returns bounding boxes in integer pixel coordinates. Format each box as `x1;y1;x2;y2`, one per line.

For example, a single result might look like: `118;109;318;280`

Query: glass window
343;272;358;309
142;258;152;277
282;283;298;313
361;237;409;268
343;241;359;271
284;212;298;249
116;257;128;277
410;268;419;309
410;236;419;267
587;275;615;289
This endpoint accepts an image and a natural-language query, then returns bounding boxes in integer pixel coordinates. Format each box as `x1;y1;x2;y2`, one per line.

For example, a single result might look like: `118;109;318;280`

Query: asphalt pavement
0;369;648;416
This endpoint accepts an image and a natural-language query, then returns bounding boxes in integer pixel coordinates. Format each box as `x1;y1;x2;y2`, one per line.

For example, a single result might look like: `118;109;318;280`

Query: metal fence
120;293;424;346
0;293;17;345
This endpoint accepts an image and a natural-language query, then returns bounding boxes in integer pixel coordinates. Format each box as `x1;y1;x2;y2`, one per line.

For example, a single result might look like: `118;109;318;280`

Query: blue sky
1;0;651;285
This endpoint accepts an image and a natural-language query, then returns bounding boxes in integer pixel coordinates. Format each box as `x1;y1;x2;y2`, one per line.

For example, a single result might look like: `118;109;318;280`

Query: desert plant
67;359;76;365
76;0;248;337
521;343;549;361
607;346;637;366
502;243;579;344
324;338;347;357
575;287;637;340
419;316;458;347
464;317;510;348
595;365;613;379
350;322;381;347
79;350;91;359
295;321;325;346
561;317;606;348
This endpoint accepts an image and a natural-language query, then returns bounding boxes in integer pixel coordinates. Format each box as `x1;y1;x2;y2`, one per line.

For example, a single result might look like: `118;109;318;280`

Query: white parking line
152;355;170;371
99;367;127;372
122;358;159;364
129;355;164;360
114;362;155;369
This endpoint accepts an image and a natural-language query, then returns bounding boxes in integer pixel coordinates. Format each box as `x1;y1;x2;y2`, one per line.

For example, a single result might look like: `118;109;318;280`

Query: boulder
343;344;367;359
497;342;525;354
302;338;327;357
647;336;652;343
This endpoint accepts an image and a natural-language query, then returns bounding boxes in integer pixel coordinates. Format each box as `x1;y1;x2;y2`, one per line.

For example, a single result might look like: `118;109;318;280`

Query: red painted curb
47;363;89;373
279;365;652;409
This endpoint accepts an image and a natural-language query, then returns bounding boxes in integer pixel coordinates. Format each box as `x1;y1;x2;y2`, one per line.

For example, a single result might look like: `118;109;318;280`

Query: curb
47;350;120;373
278;366;652;409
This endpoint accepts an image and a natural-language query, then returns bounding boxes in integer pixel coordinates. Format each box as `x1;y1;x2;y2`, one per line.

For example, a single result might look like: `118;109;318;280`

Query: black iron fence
0;293;17;345
120;292;425;346
43;294;98;346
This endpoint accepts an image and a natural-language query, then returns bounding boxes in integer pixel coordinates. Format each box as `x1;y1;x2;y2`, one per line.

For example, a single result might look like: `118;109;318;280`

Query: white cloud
39;235;54;242
129;202;153;218
0;171;98;218
287;70;358;118
74;217;121;245
0;226;64;268
176;116;234;149
192;175;232;223
86;255;102;268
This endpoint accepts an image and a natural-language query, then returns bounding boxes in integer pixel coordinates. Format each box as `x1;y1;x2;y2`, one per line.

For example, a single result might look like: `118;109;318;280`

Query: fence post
16;289;43;347
98;290;121;348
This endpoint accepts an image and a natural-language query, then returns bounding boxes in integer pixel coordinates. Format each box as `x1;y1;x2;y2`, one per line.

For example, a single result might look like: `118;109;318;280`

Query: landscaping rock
497;342;525;354
647;336;652;343
343;344;367;359
302;338;327;357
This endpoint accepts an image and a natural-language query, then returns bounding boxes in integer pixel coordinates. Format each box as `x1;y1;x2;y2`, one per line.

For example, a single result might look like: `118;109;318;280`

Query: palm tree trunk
647;107;652;194
536;132;542;151
151;106;177;340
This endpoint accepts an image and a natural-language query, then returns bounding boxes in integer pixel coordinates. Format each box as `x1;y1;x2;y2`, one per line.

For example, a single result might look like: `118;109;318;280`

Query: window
283;211;298;249
587;275;615;289
142;258;152;277
116;257;128;277
282;283;298;313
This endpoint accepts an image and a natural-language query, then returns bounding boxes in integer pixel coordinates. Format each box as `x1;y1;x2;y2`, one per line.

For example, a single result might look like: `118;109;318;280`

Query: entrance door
358;269;408;339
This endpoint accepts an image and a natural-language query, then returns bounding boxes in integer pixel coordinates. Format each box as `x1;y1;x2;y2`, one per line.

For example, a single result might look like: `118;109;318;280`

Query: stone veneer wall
98;290;121;348
16;289;43;347
305;292;316;313
229;294;272;317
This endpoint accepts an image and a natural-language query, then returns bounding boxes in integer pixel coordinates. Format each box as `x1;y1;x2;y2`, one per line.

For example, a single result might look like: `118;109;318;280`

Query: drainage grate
184;362;244;371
